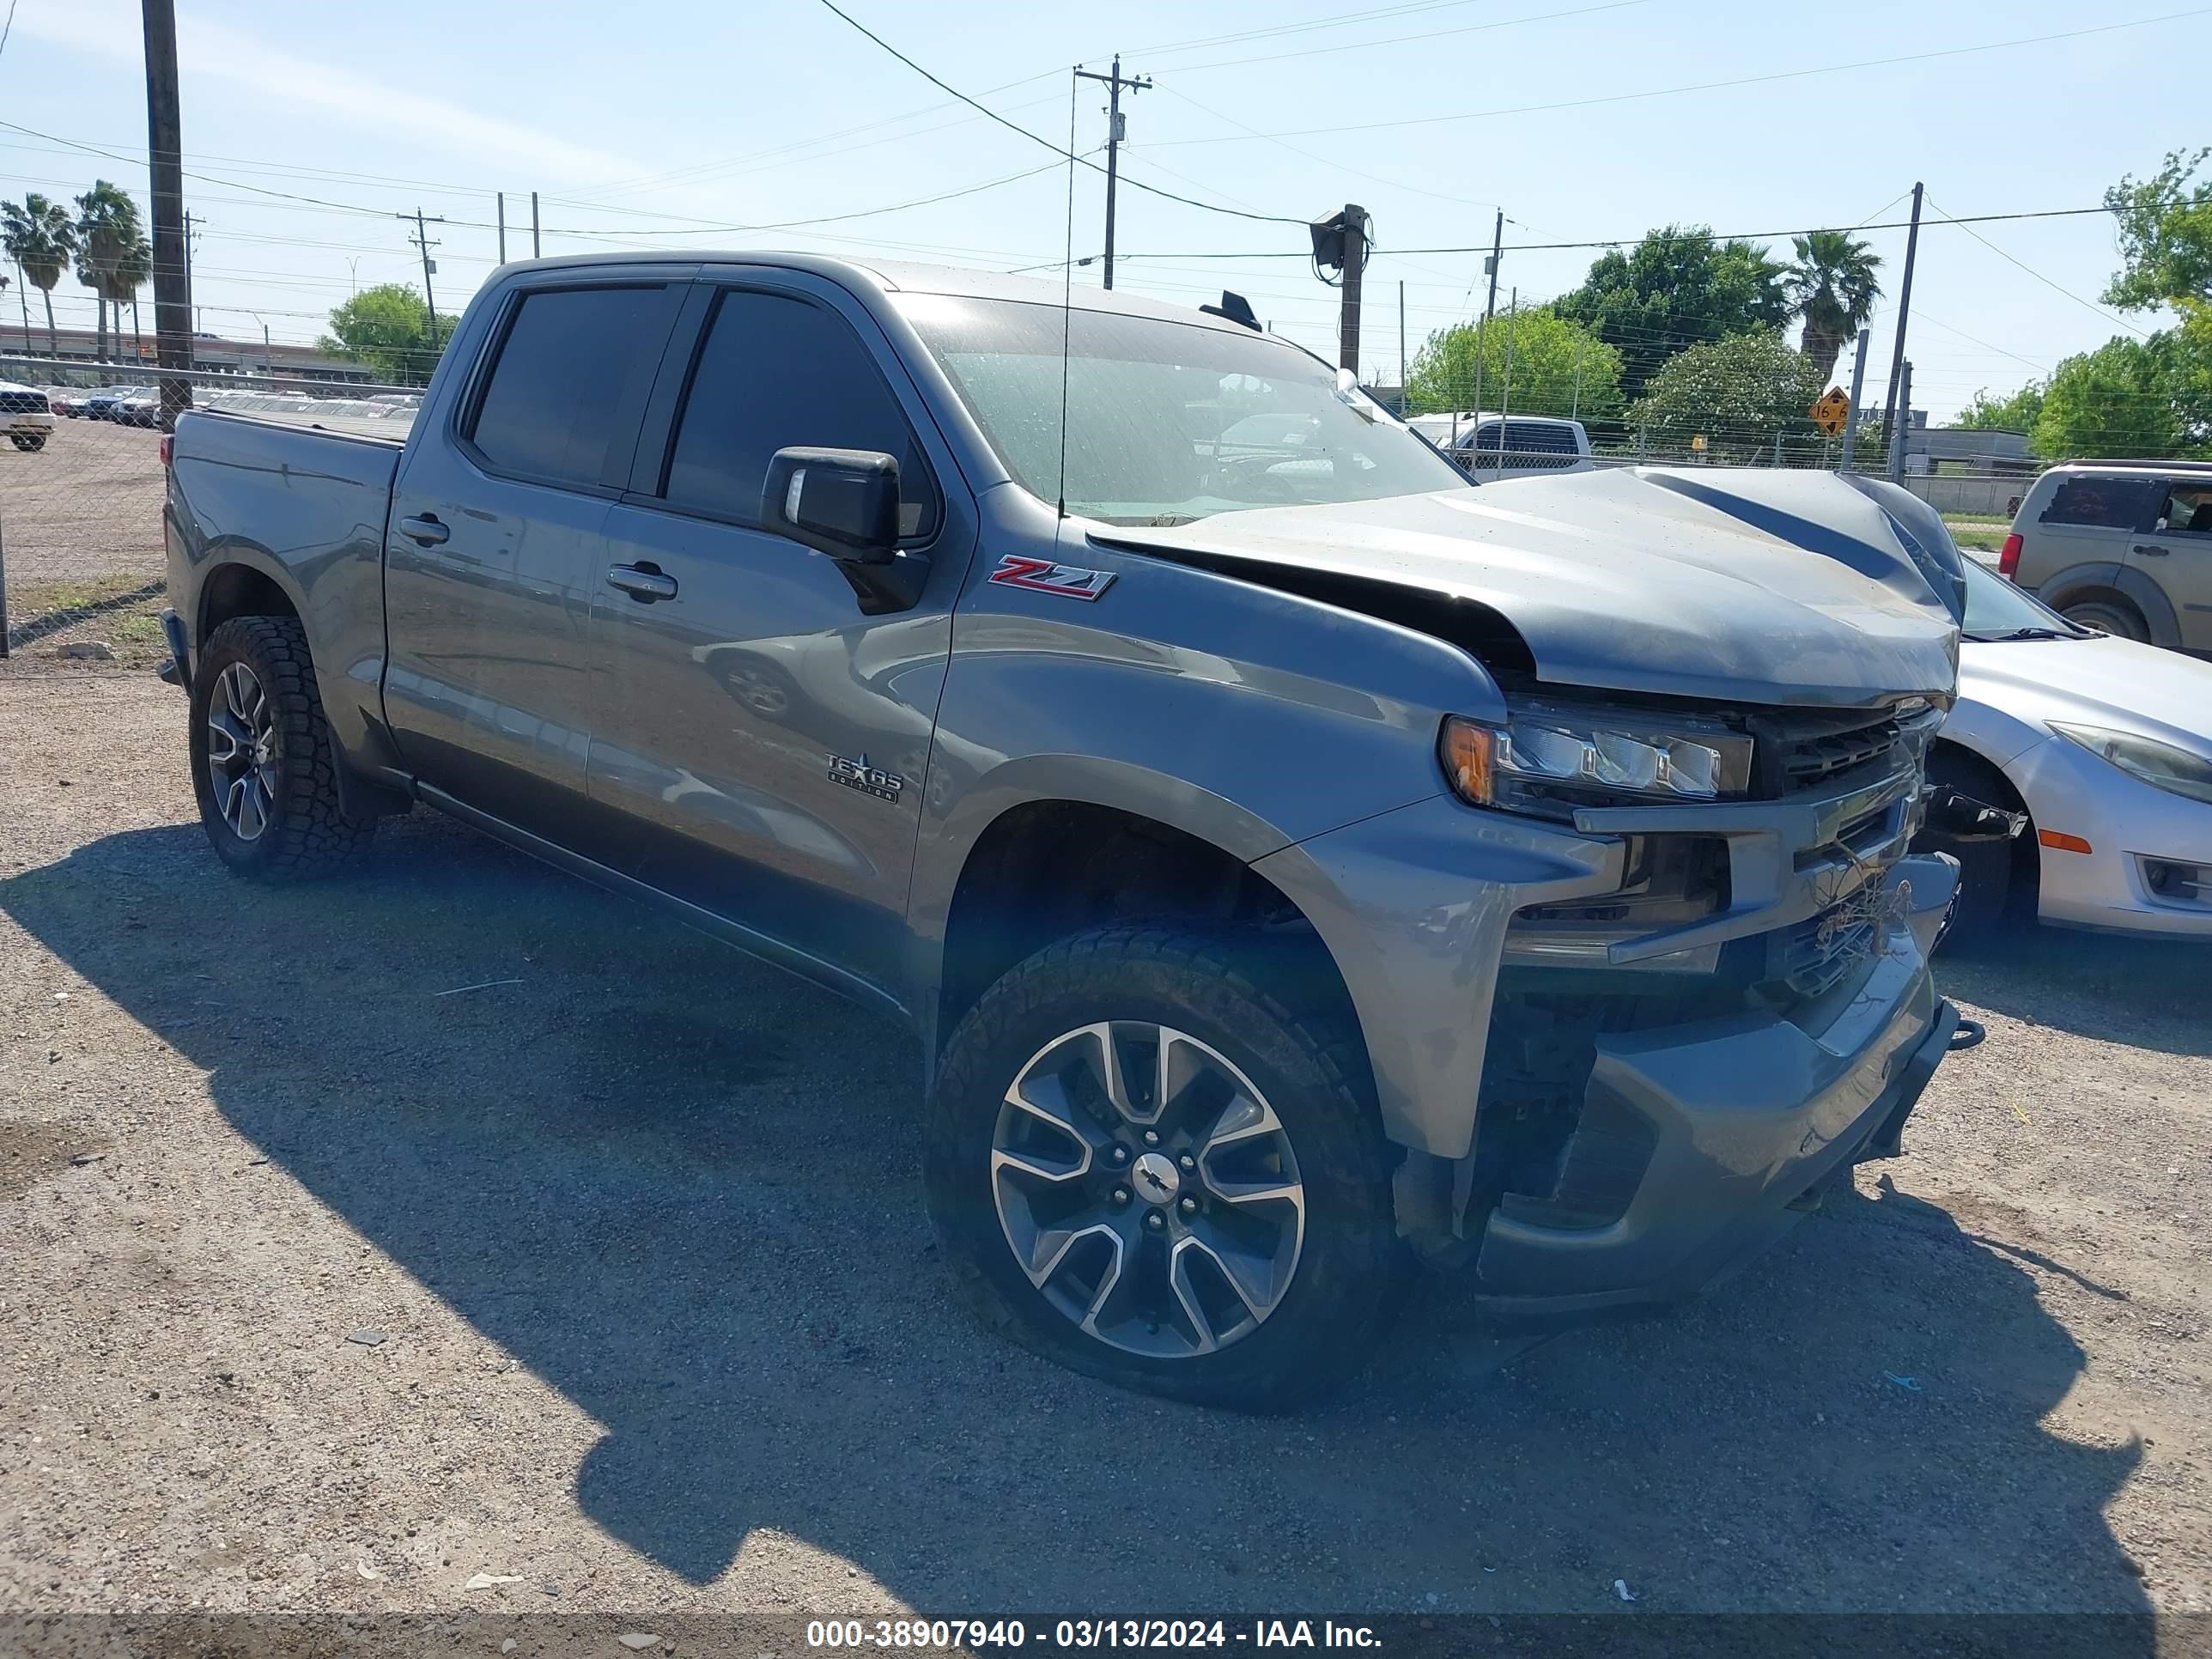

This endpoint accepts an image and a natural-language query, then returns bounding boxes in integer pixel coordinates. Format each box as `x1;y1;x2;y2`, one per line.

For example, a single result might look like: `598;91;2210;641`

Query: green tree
2104;147;2212;316
73;179;143;363
1626;329;1827;463
0;191;76;357
1553;227;1791;406
106;233;152;361
317;283;459;384
1954;382;2046;435
2030;334;2208;459
1784;229;1882;386
1402;307;1623;423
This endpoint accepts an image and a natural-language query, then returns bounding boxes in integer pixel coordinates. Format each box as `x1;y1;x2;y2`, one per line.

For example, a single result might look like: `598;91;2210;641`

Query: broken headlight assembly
1439;703;1755;817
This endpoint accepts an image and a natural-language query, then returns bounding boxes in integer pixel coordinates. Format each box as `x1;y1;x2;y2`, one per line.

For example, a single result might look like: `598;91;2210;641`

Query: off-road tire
189;615;375;878
2059;598;2148;641
925;923;1407;1409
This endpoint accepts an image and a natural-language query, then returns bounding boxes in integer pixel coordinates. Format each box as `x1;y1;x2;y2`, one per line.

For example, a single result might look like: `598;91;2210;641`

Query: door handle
398;514;450;546
606;562;678;602
2133;544;2170;556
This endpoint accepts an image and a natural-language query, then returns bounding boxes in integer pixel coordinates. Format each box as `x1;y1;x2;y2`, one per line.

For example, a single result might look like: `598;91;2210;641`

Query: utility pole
531;191;541;258
401;208;446;354
1398;280;1407;412
1879;181;1923;465
1838;326;1870;473
1481;209;1504;325
142;0;192;425
1888;360;1914;484
497;191;507;264
1074;57;1150;290
1338;205;1368;375
1495;288;1516;477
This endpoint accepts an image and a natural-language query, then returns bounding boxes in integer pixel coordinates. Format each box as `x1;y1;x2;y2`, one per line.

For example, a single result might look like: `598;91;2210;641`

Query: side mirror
763;447;901;567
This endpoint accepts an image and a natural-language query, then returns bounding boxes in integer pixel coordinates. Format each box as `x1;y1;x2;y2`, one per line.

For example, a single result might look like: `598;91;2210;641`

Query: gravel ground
0;672;2207;1626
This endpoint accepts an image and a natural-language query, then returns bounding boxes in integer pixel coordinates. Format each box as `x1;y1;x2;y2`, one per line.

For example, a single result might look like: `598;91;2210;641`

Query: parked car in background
1408;411;1594;478
1918;557;2212;939
0;380;55;451
84;386;148;422
114;389;162;428
50;387;94;418
2001;459;2212;653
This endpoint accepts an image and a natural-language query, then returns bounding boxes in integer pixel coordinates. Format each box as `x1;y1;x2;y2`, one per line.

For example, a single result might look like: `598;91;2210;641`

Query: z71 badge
988;553;1116;601
828;753;905;804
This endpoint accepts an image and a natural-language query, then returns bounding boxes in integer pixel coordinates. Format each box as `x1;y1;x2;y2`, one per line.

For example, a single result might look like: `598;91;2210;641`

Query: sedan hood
1961;632;2212;755
1094;466;1960;707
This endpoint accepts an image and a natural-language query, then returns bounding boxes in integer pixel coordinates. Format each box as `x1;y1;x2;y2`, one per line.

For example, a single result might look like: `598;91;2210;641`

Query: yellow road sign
1810;387;1851;436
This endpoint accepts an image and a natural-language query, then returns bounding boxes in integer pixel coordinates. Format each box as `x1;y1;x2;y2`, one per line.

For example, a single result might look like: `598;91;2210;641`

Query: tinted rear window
471;286;671;488
2039;476;2158;530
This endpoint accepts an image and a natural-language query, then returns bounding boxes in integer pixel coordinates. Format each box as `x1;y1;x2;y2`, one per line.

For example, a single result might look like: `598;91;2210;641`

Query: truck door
381;276;685;828
2142;477;2212;650
586;276;969;1001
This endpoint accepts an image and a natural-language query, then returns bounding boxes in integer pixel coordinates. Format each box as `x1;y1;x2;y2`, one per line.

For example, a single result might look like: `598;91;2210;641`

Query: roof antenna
1055;65;1077;523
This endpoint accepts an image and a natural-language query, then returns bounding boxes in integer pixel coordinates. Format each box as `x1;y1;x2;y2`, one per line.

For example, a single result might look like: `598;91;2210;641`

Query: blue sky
3;0;2205;418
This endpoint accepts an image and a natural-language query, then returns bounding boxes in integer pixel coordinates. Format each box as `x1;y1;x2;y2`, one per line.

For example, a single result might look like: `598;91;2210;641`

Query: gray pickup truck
161;253;1967;1407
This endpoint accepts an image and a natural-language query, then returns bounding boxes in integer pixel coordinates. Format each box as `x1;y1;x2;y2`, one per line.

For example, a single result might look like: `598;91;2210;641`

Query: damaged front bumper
1253;721;1966;1320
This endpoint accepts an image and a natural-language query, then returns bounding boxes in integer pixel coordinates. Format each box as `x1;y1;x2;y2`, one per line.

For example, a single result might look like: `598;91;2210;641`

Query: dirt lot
0;670;2206;1629
3;418;169;669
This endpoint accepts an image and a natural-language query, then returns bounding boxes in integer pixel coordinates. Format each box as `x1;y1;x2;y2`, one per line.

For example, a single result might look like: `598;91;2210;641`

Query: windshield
1960;556;2089;640
896;293;1468;525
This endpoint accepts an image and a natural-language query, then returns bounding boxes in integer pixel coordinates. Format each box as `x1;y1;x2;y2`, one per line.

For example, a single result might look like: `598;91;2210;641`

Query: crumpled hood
1092;466;1960;707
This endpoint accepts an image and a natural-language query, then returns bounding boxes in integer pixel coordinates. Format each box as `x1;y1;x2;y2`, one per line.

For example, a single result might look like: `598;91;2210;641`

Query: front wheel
9;433;44;452
925;925;1407;1408
188;616;375;878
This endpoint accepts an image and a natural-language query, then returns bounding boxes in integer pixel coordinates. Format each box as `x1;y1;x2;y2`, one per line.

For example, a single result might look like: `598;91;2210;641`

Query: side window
662;289;939;537
2156;482;2212;536
2039;476;2157;530
469;286;672;489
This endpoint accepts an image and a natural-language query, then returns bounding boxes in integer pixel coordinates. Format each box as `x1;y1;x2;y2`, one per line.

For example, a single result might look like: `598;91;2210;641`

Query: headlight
2050;722;2212;805
1440;706;1753;814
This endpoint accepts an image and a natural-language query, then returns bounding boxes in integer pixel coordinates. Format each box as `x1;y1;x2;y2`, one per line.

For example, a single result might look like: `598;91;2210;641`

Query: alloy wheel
204;662;280;842
990;1021;1306;1360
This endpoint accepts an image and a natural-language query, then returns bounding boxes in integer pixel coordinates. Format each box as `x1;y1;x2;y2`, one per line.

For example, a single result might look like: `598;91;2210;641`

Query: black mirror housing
763;447;902;566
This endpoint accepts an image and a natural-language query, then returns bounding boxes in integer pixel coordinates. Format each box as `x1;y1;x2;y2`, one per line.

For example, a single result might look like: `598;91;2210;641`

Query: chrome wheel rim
204;662;279;842
991;1021;1305;1360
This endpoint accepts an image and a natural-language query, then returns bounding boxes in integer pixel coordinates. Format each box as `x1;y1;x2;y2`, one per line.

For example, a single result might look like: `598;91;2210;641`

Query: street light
242;311;272;378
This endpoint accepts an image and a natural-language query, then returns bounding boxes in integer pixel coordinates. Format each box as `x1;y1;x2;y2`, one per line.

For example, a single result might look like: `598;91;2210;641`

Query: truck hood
1092;466;1960;708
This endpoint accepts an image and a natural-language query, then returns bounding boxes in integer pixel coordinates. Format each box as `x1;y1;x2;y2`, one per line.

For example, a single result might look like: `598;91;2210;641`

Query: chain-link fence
0;355;420;665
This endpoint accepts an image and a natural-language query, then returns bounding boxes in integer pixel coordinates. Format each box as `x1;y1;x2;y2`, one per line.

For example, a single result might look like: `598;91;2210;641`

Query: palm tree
1784;230;1883;386
0;192;78;357
106;234;152;361
74;179;142;364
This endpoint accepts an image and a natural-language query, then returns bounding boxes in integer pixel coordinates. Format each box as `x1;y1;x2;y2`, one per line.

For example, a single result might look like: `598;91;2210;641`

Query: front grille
1777;905;1880;1000
1780;714;1905;791
0;389;49;416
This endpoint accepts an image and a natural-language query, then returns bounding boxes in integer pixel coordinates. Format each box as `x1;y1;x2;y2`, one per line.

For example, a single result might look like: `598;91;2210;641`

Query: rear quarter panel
167;411;403;763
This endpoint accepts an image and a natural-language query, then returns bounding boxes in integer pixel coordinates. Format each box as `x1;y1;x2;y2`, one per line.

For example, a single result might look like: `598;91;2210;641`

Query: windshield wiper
1963;627;2075;642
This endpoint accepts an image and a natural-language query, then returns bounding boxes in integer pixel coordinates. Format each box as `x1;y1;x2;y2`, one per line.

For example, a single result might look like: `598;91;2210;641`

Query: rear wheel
925;924;1407;1409
9;433;44;452
2060;597;2147;641
188;616;375;878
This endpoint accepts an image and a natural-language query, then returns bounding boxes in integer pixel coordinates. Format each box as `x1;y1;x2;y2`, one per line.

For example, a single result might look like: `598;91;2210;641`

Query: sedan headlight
1441;706;1754;814
2049;722;2212;805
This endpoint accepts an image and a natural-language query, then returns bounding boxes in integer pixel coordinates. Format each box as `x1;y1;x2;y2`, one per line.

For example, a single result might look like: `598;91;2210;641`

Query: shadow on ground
1937;922;2212;1058
0;818;2157;1620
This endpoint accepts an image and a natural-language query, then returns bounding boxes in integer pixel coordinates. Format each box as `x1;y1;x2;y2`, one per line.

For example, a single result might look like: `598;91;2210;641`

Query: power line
1161;0;1648;75
809;0;1307;225
1923;192;2152;340
1140;10;2212;144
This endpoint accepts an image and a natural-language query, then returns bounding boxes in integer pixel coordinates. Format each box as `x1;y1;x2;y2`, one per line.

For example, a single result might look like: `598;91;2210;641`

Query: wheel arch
2037;561;2180;647
1927;735;2041;915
